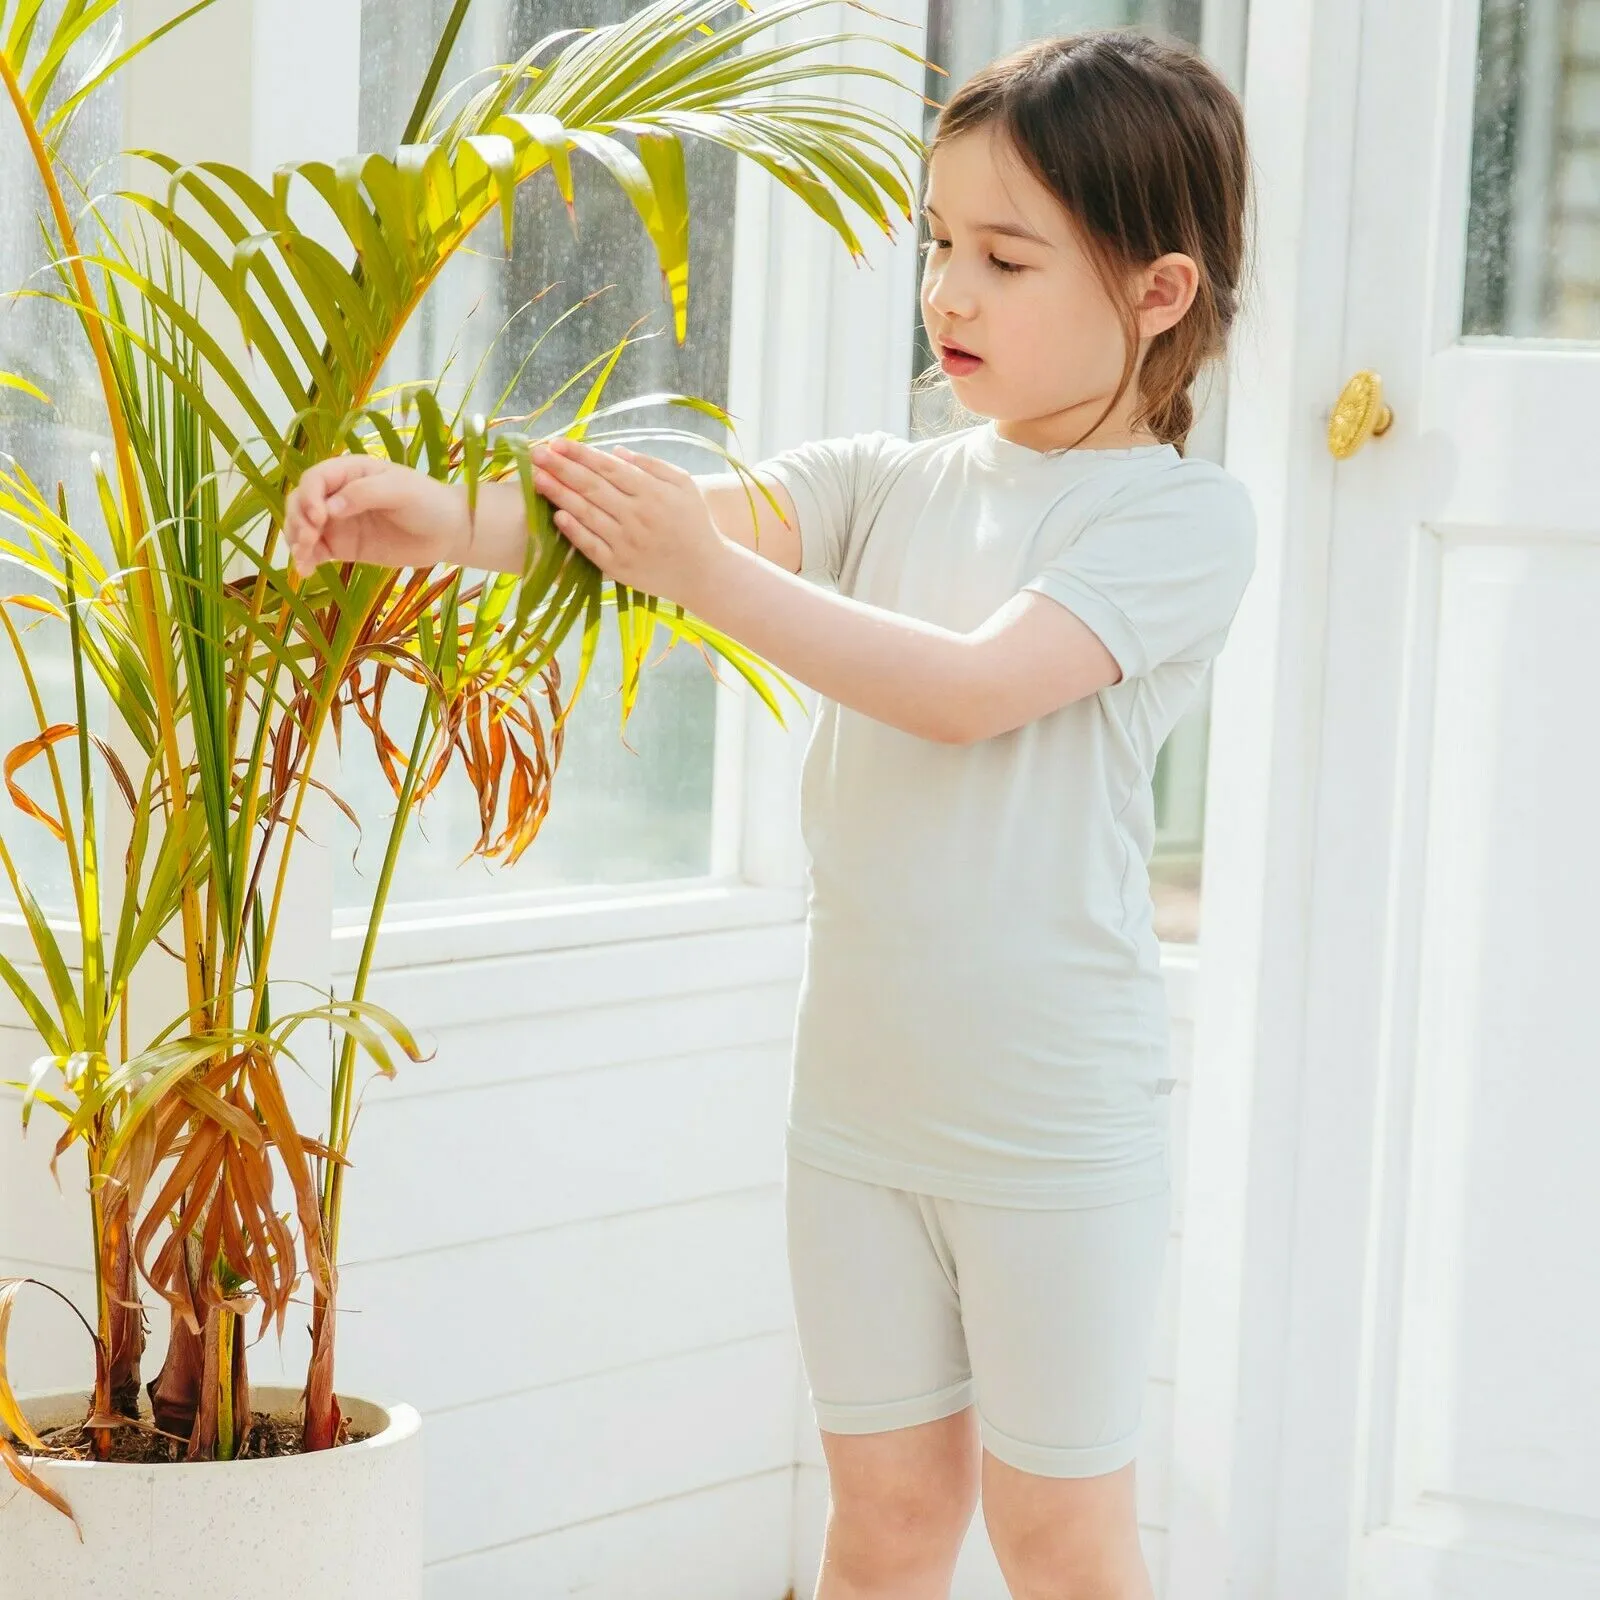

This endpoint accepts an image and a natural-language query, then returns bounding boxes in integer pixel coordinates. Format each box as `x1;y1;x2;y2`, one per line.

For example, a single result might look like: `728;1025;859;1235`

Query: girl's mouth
938;342;982;377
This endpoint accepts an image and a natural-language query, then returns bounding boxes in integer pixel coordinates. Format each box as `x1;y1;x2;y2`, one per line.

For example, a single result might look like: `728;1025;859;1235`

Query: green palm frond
0;0;926;1485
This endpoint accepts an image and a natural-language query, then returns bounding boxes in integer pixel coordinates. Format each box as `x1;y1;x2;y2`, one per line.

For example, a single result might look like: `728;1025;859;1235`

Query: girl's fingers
552;507;613;570
284;486;320;548
535;462;622;539
287;454;383;542
293;469;327;528
285;454;399;573
322;467;407;519
303;454;380;518
284;503;318;567
536;445;629;517
616;446;693;488
291;532;329;577
562;439;654;495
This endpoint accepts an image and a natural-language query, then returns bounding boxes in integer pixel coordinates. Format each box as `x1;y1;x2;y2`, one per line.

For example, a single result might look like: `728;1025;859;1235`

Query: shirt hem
785;1127;1171;1211
1027;569;1149;681
756;459;832;581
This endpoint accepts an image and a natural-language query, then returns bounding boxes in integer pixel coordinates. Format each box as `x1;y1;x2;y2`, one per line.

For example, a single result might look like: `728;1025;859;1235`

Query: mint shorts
785;1152;1171;1479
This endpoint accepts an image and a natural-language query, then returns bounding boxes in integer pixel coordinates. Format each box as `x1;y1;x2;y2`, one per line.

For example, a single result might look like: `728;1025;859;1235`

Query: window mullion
726;4;931;895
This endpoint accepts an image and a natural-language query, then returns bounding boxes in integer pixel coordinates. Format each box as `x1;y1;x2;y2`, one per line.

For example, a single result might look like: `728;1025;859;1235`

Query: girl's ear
1134;253;1200;339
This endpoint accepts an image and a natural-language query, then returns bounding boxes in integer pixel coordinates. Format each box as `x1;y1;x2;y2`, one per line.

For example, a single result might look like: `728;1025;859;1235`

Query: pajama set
754;421;1257;1478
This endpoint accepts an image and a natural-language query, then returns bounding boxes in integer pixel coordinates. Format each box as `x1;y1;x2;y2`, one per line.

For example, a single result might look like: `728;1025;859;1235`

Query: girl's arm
532;439;1122;745
282;456;802;574
695;473;804;572
667;542;1119;742
281;444;1118;744
466;469;805;571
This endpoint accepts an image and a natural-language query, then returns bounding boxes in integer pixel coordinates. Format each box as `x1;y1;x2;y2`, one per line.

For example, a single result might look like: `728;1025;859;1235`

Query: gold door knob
1327;370;1394;459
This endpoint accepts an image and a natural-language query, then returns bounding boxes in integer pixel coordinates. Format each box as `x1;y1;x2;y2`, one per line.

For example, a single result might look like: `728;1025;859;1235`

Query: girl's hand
532;438;729;610
283;456;471;577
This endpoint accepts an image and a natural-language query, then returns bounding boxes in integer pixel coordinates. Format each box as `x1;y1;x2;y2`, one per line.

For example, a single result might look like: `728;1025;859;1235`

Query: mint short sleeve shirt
755;422;1257;1207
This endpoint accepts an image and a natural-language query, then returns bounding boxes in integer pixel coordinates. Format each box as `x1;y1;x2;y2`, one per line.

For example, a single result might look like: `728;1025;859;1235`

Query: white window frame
1;0;1249;978
330;0;932;972
0;1;838;977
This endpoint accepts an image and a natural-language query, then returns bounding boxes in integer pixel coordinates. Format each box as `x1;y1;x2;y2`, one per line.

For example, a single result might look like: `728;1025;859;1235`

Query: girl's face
919;127;1197;451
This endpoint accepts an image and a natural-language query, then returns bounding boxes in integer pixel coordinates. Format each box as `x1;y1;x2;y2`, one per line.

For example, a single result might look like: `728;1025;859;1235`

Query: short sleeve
1025;464;1257;680
753;432;902;584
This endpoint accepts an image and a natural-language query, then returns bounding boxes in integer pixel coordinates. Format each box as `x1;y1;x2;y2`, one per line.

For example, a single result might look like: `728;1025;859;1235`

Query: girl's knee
985;1529;1152;1600
981;1459;1152;1600
824;1482;975;1590
820;1418;980;1588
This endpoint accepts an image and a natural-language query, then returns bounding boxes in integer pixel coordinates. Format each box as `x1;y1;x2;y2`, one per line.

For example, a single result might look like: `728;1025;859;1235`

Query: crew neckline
972;419;1178;466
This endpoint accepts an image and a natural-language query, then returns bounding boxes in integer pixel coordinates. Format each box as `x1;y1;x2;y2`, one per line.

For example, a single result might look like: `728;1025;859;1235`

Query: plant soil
29;1412;372;1465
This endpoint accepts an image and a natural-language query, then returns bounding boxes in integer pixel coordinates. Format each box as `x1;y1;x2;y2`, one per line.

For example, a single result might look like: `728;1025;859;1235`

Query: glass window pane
914;1;1222;945
339;0;736;913
1464;0;1600;339
335;633;717;904
0;6;120;914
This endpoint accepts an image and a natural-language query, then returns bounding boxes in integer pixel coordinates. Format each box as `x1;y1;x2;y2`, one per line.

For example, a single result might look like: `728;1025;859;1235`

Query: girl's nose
926;263;977;322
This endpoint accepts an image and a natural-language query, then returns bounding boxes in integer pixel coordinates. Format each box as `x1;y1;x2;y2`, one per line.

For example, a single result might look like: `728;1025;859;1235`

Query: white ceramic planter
1;1384;423;1599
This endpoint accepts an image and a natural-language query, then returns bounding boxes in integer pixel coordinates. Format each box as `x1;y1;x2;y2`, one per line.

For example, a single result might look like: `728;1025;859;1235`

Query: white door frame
1166;0;1370;1591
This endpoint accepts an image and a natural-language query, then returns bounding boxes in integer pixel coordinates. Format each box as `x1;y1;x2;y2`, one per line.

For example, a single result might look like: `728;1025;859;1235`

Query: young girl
286;30;1253;1600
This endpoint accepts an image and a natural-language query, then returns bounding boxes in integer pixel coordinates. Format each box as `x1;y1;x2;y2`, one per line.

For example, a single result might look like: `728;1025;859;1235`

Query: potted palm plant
0;1;918;1592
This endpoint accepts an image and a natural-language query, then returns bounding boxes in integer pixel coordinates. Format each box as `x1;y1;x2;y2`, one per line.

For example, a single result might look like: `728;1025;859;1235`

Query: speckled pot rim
8;1385;421;1471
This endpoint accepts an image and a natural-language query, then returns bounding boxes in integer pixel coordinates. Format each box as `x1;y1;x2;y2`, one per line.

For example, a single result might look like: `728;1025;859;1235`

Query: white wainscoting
1;932;1200;1599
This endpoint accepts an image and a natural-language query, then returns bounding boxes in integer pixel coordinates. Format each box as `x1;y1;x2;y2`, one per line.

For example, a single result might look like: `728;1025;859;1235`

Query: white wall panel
356;923;803;1025
425;1468;796;1600
248;1189;793;1417
0;1034;92;1275
359;980;798;1102
422;1333;798;1563
0;1257;97;1396
336;1042;789;1264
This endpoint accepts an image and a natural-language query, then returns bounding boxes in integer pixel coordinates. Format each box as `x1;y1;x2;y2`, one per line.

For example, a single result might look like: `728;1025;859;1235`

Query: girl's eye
920;236;951;255
989;255;1025;275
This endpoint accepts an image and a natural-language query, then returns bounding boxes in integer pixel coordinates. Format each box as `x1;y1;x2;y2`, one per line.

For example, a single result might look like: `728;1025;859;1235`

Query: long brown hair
930;31;1251;453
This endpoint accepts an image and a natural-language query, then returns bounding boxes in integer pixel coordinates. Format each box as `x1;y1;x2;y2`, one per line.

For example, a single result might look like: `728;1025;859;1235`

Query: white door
1169;0;1600;1597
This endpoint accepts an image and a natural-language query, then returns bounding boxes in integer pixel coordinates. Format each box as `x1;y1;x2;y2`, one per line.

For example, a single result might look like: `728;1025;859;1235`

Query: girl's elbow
897;706;975;744
910;659;1006;743
927;701;996;745
932;652;1012;743
931;690;1047;744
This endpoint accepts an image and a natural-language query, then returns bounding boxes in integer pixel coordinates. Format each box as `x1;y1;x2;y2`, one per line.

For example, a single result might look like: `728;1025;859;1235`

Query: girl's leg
785;1154;982;1597
980;1454;1153;1600
815;1408;981;1599
940;1187;1173;1600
